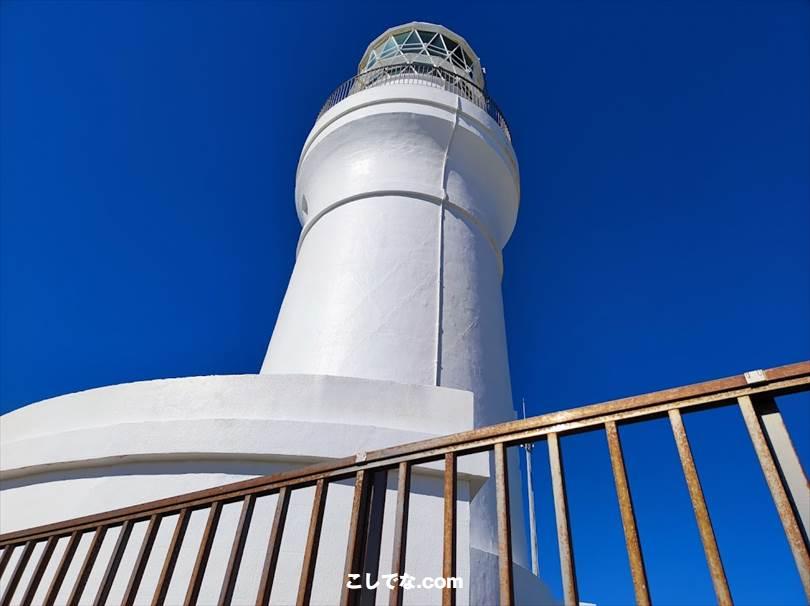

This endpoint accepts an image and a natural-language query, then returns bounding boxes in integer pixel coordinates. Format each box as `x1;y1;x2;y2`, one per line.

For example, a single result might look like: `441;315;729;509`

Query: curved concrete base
0;374;555;605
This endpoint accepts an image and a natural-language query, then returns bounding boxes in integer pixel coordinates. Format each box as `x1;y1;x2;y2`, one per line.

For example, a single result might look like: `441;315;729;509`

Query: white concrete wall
259;83;531;603
262;85;520;431
0;375;506;605
0;374;482;527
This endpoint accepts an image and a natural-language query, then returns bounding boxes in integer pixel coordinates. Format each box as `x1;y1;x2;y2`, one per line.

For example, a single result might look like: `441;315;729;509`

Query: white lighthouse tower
263;20;534;599
0;22;554;605
263;22;518;432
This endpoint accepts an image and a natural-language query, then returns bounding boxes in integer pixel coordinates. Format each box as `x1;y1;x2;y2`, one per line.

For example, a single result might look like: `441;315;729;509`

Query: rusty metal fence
1;361;808;605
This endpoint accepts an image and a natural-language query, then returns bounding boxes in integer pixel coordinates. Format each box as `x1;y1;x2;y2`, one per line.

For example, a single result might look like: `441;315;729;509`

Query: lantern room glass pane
417;30;435;44
380;38;398;58
461;50;473;67
401;31;420;47
427;44;444;57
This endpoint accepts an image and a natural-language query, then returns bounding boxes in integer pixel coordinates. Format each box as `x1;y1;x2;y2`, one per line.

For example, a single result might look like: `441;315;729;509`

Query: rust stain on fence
605;420;650;606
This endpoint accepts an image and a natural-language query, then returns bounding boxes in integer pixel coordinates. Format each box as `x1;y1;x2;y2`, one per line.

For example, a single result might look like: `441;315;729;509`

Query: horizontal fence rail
1;361;809;605
317;63;512;141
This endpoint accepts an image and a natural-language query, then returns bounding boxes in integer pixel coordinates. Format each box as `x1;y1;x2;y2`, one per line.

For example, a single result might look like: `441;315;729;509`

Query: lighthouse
262;20;536;601
0;22;554;605
263;22;518;434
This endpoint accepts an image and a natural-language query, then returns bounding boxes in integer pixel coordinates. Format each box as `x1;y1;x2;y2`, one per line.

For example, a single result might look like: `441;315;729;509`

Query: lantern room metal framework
360;22;484;87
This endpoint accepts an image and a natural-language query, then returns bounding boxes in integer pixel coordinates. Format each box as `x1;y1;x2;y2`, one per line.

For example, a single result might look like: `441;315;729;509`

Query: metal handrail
1;361;809;605
317;63;512;142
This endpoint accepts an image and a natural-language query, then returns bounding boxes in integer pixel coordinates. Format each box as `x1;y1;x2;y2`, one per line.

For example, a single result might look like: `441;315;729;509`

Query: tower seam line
435;96;462;386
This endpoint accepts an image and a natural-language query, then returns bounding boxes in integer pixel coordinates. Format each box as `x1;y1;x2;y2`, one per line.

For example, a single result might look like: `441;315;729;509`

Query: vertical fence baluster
668;409;731;605
389;462;411;606
93;520;133;606
341;471;370;606
359;471;387;606
605;421;650;606
738;395;810;599
548;432;578;606
442;453;457;606
0;546;14;580
20;536;57;606
750;395;810;543
43;531;81;606
120;513;160;606
494;443;515;606
0;541;35;606
296;479;329;606
66;526;107;606
256;487;291;606
150;509;189;606
218;495;256;606
184;502;223;606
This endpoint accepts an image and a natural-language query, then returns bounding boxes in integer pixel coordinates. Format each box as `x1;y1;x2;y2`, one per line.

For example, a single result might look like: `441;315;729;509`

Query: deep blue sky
1;1;808;604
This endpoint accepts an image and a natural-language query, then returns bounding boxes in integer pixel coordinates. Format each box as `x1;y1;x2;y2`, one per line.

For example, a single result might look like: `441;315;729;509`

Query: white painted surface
260;67;533;602
1;373;480;484
0;375;483;605
263;84;519;428
0;374;483;527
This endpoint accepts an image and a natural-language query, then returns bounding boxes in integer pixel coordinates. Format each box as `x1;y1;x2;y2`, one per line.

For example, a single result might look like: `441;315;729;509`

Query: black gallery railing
316;63;512;142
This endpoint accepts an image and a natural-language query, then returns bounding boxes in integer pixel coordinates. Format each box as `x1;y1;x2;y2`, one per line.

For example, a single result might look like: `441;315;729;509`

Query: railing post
20;536;57;606
185;502;223;606
494;443;515;606
668;409;732;605
296;479;329;606
256;487;291;606
43;531;81;606
389;462;411;606
752;395;810;544
738;395;810;600
605;421;650;606
184;501;222;606
442;453;457;606
359;471;387;606
341;471;371;606
0;546;13;579
67;526;107;606
548;432;578;606
93;520;134;606
122;513;160;606
218;495;257;606
0;541;35;606
150;511;187;606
